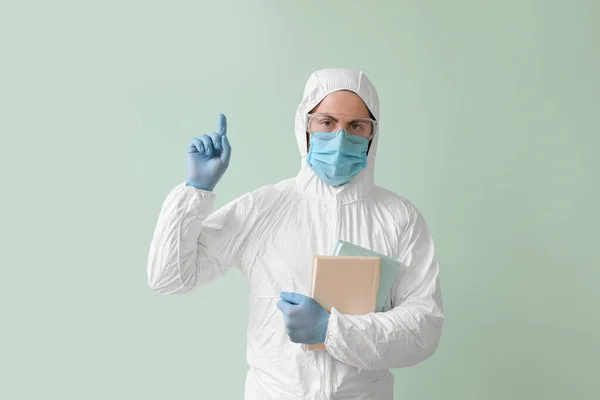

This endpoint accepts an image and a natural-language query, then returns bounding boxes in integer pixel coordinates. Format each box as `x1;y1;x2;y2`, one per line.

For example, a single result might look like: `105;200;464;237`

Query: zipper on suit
322;199;339;398
330;199;340;254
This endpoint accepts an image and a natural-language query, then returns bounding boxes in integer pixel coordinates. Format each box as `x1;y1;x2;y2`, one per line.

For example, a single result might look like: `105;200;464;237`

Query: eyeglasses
306;113;377;140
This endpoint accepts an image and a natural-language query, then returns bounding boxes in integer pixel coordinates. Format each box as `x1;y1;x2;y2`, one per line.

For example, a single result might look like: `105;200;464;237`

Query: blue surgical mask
306;130;369;187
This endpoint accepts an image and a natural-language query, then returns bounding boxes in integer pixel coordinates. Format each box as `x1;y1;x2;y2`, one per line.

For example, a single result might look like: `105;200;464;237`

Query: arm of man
147;184;257;294
324;204;444;370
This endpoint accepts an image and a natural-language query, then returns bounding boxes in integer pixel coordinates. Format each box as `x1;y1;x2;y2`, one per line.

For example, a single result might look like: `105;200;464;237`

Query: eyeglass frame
305;113;378;140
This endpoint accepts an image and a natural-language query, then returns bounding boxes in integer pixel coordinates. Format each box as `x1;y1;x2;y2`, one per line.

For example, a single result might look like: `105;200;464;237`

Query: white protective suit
147;68;444;400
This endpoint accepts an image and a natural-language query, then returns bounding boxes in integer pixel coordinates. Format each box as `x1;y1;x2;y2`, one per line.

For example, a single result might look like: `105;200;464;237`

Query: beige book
306;255;381;351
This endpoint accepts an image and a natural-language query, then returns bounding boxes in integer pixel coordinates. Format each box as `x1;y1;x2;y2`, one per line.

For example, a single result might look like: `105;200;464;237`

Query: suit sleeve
147;183;257;294
324;205;444;370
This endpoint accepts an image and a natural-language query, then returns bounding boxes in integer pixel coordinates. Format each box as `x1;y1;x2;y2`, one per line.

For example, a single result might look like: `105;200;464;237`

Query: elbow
356;329;443;371
385;338;441;370
147;276;192;295
399;339;441;368
147;264;193;295
147;278;165;294
147;261;164;292
147;272;170;294
147;251;167;293
146;247;197;294
391;315;444;369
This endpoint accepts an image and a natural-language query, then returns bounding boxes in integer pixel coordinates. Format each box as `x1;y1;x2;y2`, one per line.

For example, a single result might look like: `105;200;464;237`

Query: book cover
306;255;380;351
333;240;402;312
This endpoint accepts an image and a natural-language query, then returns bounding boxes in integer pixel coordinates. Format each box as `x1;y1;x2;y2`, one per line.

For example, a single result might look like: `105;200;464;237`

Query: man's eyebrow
318;114;370;122
318;114;339;122
349;117;370;122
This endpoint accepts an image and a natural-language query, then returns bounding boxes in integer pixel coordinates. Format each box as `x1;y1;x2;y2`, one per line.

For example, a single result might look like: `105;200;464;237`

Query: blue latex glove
186;114;231;191
277;292;330;344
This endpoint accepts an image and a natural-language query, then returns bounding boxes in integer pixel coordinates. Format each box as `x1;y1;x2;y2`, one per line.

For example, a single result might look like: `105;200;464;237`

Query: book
306;255;380;351
333;240;402;312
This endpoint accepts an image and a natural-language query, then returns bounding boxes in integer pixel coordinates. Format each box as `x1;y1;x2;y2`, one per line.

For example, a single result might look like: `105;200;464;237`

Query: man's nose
336;121;351;131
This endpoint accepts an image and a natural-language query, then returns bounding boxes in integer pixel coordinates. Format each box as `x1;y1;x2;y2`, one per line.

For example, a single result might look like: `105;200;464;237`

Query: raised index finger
218;114;227;136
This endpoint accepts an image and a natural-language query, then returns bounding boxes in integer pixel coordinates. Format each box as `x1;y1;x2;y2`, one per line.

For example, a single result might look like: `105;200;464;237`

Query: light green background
1;1;598;399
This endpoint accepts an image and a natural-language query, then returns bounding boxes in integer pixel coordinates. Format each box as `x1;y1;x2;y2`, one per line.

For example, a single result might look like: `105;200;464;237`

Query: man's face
306;90;373;150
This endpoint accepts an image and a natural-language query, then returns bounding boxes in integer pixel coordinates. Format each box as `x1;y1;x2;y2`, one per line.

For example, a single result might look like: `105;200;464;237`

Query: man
147;68;444;399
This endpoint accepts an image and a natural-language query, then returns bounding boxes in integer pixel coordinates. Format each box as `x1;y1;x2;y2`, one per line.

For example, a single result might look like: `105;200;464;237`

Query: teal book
333;240;402;312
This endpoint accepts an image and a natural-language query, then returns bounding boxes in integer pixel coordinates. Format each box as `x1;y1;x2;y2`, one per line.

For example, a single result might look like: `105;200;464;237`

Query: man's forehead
311;90;371;117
